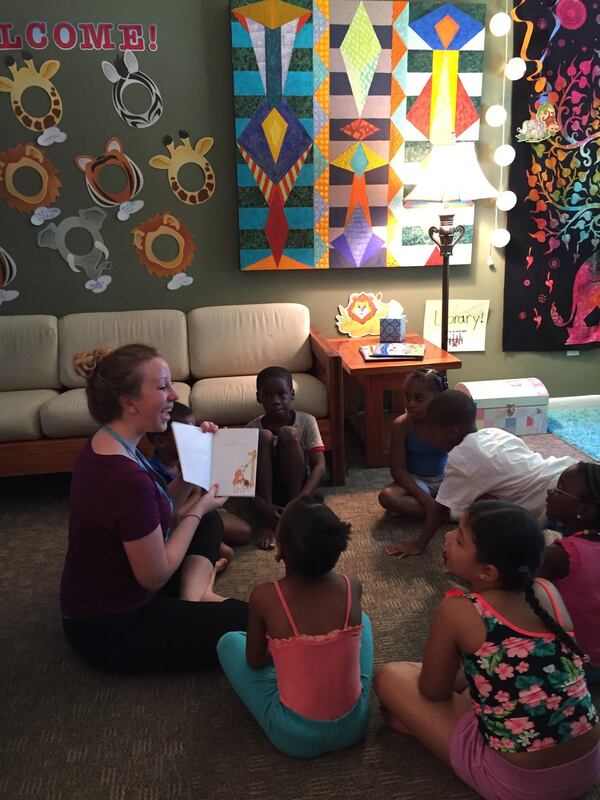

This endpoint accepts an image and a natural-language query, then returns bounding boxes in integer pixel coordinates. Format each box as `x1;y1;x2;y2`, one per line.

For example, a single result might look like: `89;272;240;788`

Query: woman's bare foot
379;703;411;734
253;526;276;550
198;558;229;602
215;557;229;574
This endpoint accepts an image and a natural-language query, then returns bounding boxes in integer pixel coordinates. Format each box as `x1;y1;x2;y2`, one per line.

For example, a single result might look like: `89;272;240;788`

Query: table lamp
404;141;497;350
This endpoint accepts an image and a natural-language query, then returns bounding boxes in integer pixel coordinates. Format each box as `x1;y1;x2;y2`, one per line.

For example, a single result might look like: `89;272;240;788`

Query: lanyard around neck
101;425;174;513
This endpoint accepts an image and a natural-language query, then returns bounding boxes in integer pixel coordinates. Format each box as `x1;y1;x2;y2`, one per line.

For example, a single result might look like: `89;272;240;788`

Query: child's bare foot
379;703;411;734
219;542;234;562
253;527;276;550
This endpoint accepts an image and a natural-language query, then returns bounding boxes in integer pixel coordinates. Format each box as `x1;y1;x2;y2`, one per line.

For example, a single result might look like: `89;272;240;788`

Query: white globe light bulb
491;228;511;248
494;144;516;166
496;190;517;211
485;105;508;127
489;12;512;36
505;57;527;80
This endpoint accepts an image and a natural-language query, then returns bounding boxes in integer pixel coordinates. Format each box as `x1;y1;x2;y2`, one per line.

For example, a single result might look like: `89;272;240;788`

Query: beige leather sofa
0;304;345;484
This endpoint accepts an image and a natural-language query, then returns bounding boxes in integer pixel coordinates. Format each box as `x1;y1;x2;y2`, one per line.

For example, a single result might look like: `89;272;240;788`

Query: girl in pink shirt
540;462;600;682
217;493;373;758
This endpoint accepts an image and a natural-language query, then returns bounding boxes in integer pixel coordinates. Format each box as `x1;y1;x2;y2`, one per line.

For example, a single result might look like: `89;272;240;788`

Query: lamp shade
404;142;498;205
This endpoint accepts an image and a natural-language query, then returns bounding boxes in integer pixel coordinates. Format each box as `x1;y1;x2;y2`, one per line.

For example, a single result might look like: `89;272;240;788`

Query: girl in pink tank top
217;493;373;758
540;462;600;680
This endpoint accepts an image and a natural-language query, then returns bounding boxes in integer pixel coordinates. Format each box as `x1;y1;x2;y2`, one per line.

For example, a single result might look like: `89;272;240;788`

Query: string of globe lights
485;6;525;252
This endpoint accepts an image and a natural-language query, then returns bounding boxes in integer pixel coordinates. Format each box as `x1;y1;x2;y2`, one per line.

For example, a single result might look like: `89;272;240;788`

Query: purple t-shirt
60;439;172;618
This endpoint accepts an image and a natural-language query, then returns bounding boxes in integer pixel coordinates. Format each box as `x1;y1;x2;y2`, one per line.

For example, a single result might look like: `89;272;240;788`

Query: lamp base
428;213;465;350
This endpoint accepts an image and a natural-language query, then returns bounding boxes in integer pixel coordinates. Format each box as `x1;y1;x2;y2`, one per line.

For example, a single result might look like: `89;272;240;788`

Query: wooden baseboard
0;419;337;479
0;437;89;477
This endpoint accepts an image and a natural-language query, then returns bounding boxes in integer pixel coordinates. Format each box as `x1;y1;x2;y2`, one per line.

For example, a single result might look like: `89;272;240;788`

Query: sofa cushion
40;383;192;438
0;389;59;442
190;373;327;426
58;310;189;388
0;315;60;391
188;303;313;378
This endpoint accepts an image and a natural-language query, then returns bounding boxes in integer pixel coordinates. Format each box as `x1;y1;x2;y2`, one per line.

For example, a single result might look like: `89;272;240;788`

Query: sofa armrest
309;326;345;485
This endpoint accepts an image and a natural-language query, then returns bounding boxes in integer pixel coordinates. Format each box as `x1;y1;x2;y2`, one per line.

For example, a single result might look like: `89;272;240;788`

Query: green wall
1;0;597;396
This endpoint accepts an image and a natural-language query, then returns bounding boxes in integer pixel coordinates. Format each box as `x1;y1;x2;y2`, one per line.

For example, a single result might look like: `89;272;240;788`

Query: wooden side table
327;334;462;468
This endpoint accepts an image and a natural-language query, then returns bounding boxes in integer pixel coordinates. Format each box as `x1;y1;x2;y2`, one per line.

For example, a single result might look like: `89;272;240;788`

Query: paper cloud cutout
31;206;61;226
0;289;19;305
117;199;145;222
84;275;112;293
167;273;194;290
37;126;68;147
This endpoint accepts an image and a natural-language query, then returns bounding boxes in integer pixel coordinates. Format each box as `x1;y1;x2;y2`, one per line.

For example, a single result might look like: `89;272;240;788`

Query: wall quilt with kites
503;0;600;351
231;0;487;270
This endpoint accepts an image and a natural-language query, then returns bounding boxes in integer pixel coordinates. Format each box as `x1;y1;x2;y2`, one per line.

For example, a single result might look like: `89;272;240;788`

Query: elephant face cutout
37;207;111;279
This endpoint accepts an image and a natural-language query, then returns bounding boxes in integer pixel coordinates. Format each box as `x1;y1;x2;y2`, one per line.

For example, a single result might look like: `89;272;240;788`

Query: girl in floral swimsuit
375;500;600;800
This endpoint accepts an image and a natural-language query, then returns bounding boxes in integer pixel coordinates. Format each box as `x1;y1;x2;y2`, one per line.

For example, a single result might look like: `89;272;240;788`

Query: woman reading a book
60;344;248;673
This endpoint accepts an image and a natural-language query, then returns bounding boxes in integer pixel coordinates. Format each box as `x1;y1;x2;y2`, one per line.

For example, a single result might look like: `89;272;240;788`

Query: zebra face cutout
101;50;163;129
75;137;144;221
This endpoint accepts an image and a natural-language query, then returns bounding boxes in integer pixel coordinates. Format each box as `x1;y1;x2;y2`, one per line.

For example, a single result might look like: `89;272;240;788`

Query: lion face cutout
336;291;391;337
132;212;196;277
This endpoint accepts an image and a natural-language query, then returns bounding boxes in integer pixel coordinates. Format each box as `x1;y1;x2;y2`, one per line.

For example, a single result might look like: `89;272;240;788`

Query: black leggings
62;512;248;673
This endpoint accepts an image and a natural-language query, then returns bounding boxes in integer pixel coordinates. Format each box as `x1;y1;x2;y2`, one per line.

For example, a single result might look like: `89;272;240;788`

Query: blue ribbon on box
380;316;406;343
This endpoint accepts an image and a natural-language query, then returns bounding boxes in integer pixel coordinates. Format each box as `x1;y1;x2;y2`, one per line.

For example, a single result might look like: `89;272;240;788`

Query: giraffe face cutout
0;52;63;136
75;137;144;220
0;143;61;214
101;50;163;129
132;212;196;277
149;131;216;205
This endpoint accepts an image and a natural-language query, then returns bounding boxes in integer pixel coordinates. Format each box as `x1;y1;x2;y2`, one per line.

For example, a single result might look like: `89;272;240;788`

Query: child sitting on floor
217;493;373;758
146;401;252;546
378;368;448;555
390;389;575;559
246;366;326;550
375;500;600;800
539;461;600;684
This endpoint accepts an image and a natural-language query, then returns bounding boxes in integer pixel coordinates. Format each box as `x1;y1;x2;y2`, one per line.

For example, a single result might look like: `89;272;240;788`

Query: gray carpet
1;432;598;800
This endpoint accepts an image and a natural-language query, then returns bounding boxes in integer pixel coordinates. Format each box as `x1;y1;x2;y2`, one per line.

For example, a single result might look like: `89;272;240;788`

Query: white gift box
455;377;549;435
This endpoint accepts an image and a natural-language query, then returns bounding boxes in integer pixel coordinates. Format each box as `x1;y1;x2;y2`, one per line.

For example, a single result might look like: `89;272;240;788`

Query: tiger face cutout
75;138;144;220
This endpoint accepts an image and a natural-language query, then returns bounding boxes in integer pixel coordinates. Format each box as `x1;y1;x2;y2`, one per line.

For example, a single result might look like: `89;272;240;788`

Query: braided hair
406;367;448;394
467;500;587;660
581;462;600;530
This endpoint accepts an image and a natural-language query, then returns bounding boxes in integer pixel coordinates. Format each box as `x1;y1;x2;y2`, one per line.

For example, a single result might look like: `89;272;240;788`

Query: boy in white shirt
390;390;575;559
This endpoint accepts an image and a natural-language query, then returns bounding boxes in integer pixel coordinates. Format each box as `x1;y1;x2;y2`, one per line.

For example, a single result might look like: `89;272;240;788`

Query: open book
360;342;426;361
171;423;259;497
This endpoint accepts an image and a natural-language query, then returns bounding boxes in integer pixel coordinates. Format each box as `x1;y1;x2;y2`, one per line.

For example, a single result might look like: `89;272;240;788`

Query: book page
171;422;213;490
210;428;259;497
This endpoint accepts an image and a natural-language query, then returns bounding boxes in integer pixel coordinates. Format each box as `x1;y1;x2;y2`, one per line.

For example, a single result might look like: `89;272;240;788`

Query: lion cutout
336;291;397;337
